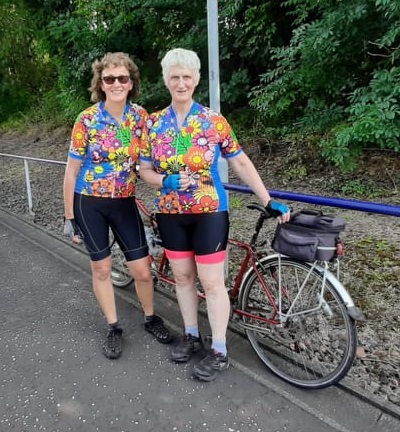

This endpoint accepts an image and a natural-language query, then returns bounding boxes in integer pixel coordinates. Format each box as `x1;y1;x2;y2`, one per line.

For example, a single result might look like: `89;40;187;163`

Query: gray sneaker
193;350;229;381
171;333;203;362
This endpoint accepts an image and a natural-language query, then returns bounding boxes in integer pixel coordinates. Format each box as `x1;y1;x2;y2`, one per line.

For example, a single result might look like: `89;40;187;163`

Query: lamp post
207;0;229;185
207;0;229;278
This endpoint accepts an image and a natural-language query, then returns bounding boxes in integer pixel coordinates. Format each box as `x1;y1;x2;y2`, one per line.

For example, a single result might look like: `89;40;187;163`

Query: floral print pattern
69;101;147;198
141;102;242;214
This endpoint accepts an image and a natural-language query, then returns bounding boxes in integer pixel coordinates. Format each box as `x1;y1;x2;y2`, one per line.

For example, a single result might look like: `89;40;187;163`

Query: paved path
0;208;399;432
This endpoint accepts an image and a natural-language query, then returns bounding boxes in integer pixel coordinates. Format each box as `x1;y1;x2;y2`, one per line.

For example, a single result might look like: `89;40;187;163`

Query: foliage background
1;0;399;169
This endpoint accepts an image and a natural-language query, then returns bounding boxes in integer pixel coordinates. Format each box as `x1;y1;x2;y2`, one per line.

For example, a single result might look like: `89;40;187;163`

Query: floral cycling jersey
140;101;242;214
68;101;148;198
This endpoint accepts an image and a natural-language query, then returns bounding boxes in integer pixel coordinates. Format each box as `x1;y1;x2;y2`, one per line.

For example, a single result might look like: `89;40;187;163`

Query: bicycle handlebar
247;202;280;219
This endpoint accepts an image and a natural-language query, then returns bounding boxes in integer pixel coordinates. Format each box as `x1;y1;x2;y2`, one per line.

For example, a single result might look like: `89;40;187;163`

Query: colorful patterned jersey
68;101;148;198
140;101;242;214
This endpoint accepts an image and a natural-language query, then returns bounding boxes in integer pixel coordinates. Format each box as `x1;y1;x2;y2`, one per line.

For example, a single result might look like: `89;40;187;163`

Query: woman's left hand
266;200;291;223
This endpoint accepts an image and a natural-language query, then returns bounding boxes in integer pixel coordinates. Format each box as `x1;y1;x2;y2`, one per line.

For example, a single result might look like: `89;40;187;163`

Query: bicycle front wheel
110;234;133;289
240;256;357;389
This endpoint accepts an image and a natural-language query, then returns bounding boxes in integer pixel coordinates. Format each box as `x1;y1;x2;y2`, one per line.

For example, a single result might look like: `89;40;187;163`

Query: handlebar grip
247;201;291;218
266;206;283;218
247;202;266;213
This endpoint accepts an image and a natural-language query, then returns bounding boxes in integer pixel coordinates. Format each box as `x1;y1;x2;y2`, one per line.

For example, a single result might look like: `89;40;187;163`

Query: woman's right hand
63;218;82;244
162;171;191;191
162;174;181;190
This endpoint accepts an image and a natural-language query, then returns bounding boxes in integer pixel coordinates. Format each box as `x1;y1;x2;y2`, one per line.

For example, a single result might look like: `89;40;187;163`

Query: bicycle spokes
240;257;357;389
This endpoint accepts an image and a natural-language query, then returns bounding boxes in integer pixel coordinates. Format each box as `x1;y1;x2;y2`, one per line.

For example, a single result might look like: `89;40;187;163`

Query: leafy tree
36;0;212;115
2;0;399;170
0;1;60;123
249;0;400;168
322;67;400;169
0;2;36;119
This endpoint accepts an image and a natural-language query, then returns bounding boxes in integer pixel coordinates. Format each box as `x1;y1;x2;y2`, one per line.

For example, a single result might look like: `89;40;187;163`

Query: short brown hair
89;52;140;102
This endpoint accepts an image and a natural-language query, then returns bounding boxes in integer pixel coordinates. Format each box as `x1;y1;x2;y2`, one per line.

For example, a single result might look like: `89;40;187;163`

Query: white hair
161;48;201;84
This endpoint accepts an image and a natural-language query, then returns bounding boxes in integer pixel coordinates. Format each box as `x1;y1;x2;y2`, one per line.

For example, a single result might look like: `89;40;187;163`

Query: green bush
321;67;400;169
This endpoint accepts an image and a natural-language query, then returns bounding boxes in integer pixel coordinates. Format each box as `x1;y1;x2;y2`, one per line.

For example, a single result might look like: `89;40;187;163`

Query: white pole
23;159;35;216
207;0;229;185
207;0;229;280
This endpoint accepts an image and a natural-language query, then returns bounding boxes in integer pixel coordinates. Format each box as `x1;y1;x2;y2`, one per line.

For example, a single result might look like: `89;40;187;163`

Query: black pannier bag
271;210;345;262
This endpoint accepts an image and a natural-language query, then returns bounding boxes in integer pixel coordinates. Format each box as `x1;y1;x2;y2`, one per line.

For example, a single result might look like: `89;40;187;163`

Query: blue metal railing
224;184;400;217
1;152;399;217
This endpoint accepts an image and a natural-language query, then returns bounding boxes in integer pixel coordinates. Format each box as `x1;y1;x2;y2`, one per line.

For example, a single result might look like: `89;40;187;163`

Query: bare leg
91;256;124;359
91;256;117;324
191;260;230;381
196;261;230;342
126;256;154;315
169;257;199;328
126;256;172;344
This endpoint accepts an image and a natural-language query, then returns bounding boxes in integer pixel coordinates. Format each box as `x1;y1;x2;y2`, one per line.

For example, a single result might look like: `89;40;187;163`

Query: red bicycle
110;197;363;389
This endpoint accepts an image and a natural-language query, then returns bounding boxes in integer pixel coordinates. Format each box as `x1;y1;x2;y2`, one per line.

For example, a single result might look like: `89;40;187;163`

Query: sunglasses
101;75;130;85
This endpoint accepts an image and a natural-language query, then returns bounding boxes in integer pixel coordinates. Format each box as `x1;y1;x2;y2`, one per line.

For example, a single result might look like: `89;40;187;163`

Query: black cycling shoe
193;350;229;382
171;333;203;362
144;315;173;344
103;328;123;359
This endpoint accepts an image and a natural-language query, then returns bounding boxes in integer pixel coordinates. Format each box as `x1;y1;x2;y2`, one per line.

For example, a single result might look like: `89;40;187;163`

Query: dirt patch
0;127;399;406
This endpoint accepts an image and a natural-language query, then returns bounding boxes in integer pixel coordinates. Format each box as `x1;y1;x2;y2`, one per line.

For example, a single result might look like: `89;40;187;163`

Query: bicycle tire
110;228;167;290
110;233;133;289
240;255;357;389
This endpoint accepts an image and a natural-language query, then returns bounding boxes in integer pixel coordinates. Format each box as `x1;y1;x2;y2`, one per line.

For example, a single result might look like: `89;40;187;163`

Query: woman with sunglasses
139;48;290;381
63;52;172;360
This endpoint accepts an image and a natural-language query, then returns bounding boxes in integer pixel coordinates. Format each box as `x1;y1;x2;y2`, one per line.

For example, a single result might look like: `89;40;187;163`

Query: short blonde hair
161;48;201;85
89;52;140;102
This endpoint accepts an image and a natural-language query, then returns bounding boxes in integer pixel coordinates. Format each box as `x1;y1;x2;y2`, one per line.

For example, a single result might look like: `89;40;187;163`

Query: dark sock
145;315;155;323
108;321;122;331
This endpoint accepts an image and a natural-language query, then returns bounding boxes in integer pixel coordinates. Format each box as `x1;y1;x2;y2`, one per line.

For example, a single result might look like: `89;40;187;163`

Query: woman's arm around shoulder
138;161;164;189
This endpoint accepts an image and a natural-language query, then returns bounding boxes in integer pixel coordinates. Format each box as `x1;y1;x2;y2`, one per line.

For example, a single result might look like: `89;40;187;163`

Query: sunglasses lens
102;76;115;85
102;75;130;85
117;75;130;84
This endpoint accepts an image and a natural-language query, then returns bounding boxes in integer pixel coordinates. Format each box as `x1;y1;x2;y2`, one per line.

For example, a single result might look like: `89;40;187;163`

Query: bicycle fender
310;260;360;311
244;254;365;320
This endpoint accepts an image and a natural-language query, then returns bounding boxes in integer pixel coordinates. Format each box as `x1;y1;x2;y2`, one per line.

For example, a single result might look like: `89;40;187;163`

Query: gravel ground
0;128;399;409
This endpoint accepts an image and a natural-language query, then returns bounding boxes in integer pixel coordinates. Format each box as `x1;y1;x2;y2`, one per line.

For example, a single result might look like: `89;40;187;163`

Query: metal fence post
23;159;34;216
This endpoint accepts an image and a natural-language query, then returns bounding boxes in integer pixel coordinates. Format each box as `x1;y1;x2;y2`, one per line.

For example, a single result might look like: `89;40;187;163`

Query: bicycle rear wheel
240;256;357;389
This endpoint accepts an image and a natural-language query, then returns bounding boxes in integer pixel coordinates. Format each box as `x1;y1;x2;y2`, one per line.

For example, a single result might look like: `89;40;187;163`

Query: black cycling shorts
156;211;229;256
73;194;148;262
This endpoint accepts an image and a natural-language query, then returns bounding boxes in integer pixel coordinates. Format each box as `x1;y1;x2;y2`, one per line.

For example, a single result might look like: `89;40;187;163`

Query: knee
175;272;196;287
133;271;153;285
202;281;226;297
92;264;111;282
128;261;152;285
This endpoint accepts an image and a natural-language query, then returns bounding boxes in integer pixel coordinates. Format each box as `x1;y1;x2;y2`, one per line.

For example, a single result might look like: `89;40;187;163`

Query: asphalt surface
1;206;399;432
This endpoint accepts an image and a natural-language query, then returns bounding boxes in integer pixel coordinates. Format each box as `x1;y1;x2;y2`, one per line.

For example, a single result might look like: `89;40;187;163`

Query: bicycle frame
227;237;282;324
135;197;359;325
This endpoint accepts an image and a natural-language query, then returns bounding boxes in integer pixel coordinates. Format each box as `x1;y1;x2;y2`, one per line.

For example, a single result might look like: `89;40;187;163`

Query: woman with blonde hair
140;48;290;381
